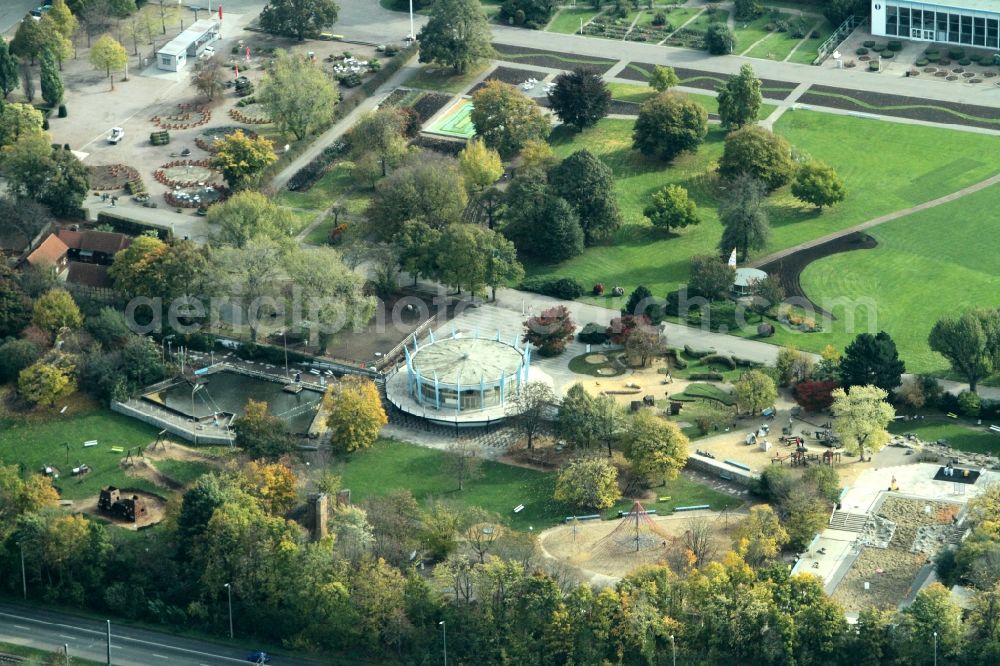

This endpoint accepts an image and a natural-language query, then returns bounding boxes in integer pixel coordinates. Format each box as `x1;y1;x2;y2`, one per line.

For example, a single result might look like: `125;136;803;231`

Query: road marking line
12;625;29;630
58;634;76;640
152;654;168;659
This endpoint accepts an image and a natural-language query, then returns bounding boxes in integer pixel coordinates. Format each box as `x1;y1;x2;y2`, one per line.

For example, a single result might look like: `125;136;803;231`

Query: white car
200;46;215;59
108;128;124;144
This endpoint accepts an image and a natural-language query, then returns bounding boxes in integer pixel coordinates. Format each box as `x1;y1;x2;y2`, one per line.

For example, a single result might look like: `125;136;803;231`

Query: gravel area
492;43;617;74
619;63;798;99
832;496;960;613
798;84;1000;131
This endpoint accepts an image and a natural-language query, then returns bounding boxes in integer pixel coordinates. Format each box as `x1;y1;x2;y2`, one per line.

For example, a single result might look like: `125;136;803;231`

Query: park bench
947;412;958;419
110;446;124;453
719;472;735;481
618;509;656;518
989;425;1000;434
564;514;601;523
675;504;710;512
724;459;752;471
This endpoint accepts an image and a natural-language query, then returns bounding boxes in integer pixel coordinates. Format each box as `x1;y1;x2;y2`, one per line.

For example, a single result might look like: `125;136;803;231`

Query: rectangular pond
142;370;324;434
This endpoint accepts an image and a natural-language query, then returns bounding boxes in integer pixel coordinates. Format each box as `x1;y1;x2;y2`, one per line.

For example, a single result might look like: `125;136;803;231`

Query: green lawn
656;6;700;30
734;14;785;53
683;7;730;34
337;439;738;530
155;459;216;487
0;409;163;500
786;19;833;65
794;182;1000;374
275;161;372;246
0;641;102;666
745;23;810;61
888;419;1000;455
525;111;1000;363
406;63;490;94
669;382;735;406
548;7;603;34
607;83;777;118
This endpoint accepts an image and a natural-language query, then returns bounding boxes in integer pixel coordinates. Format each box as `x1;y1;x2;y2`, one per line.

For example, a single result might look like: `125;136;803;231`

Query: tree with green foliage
718;174;769;260
216;237;286;342
481;227;523;300
705;22;735;54
395;221;442;284
212;130;277;190
32;289;82;335
717;64;762;129
0;340;40;384
547;68;610;130
108;235;166;297
10;17;45;65
502;177;585;263
823;0;866;26
792;159;847;210
40;147;90;217
324;376;388;453
284;246;376;345
621;411;687;485
39;15;74;70
367;153;468;239
899;583;963;663
734;504;788;567
831;384;895;457
417;0;493;73
648;64;679;92
632;92;708;162
49;0;79;40
2;134;57;198
18;361;75;406
498;0;556;28
507;381;556;450
458;137;503;193
688;255;735;301
351;108;409;178
643;184;699;231
206;190;299;248
0;103;44;148
734;0;763;20
718;125;794;191
548;149;621;244
839;331;906;392
471;80;549;158
748;274;785;321
559;383;597;448
259;50;339;140
733;369;777;415
553;457;621;511
192;55;226;101
39;51;64;107
233;400;296;460
0;40;18;100
928;308;1000;394
259;0;340;41
89;34;127;90
0;267;32;339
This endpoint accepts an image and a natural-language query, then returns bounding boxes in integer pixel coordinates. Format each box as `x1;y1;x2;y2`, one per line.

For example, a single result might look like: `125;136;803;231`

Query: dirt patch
74;489;168;530
87;164;140;191
756;232;877;318
585;354;609;364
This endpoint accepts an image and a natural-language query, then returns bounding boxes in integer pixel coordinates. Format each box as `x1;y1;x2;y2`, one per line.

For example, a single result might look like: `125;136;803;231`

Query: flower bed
229;103;272;125
194;126;258;153
150;103;211;130
164;184;229;208
87;164;140;191
153;159;221;189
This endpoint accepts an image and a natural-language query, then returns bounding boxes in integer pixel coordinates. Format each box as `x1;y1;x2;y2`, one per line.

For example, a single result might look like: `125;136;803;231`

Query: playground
424;99;476;139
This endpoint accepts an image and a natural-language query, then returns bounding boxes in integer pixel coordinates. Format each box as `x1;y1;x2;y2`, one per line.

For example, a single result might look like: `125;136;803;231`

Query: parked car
200;45;215;59
107;127;124;144
245;651;271;664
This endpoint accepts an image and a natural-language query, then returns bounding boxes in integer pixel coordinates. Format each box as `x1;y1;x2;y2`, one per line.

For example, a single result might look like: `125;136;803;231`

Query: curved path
746;172;1000;269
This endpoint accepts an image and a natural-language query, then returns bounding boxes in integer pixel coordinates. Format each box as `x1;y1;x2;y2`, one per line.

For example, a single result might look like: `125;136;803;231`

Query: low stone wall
686;453;758;486
111;400;234;446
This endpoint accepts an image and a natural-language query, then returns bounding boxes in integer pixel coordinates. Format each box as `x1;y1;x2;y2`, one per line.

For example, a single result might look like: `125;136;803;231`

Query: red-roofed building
56;229;132;265
25;234;69;274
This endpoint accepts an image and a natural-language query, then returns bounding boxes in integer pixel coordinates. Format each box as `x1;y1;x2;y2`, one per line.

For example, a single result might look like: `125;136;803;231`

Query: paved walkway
746;173;1000;269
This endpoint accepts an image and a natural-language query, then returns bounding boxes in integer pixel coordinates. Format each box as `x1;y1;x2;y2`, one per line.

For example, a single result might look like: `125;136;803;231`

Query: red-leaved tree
523;306;576;357
793;379;839;412
607;314;651;345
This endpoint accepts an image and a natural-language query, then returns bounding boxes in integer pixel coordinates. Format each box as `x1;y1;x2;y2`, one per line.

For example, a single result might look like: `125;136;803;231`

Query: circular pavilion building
386;329;546;426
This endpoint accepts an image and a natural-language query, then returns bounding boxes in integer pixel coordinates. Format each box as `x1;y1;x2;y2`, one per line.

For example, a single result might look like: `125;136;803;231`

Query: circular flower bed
194;126;259;153
228;103;271;125
151;103;211;130
154;159;223;188
946;75;959;81
87;164;139;190
584;354;609;364
164;184;228;209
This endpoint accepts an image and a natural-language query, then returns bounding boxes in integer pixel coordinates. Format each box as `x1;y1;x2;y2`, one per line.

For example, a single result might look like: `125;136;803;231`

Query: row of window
884;5;1000;48
417;383;505;410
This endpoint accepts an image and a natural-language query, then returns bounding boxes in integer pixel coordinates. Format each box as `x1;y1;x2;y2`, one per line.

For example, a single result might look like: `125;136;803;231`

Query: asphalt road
0;0;39;36
0;603;327;666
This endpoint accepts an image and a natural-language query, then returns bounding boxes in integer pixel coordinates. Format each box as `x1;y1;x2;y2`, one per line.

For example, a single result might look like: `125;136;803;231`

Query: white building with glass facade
872;1;1000;49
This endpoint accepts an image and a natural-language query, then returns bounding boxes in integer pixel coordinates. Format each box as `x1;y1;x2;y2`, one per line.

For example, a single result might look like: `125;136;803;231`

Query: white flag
728;248;737;267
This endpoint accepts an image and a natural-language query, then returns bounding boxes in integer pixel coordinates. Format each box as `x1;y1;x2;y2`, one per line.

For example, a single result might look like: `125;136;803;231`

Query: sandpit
75;490;168;530
540;509;743;580
584;354;609;364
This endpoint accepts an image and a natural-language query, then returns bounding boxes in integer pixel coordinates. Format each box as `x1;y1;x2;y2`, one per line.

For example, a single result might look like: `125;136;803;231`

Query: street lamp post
439;620;447;666
670;634;676;666
106;620;111;666
409;0;415;40
224;583;234;639
933;631;938;666
18;542;26;599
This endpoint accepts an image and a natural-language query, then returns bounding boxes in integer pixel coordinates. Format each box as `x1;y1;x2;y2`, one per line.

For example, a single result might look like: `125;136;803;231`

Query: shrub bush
957;390;982;417
980;400;1000;421
855;47;869;55
868;60;880;71
925;54;940;62
519;276;585;300
863;40;875;48
688;372;724;381
958;58;971;66
732;356;763;368
652;11;666;26
923;47;939;56
286;141;348;192
664;348;688;369
881;51;894;59
871;43;886;52
701;354;736;370
915;58;929;66
948;47;965;59
886;40;902;51
58;104;67;118
593;283;605;296
578;322;610;345
683;345;714;358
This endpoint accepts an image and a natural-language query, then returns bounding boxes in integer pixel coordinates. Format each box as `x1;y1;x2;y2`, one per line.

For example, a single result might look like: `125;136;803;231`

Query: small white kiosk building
156;19;221;72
